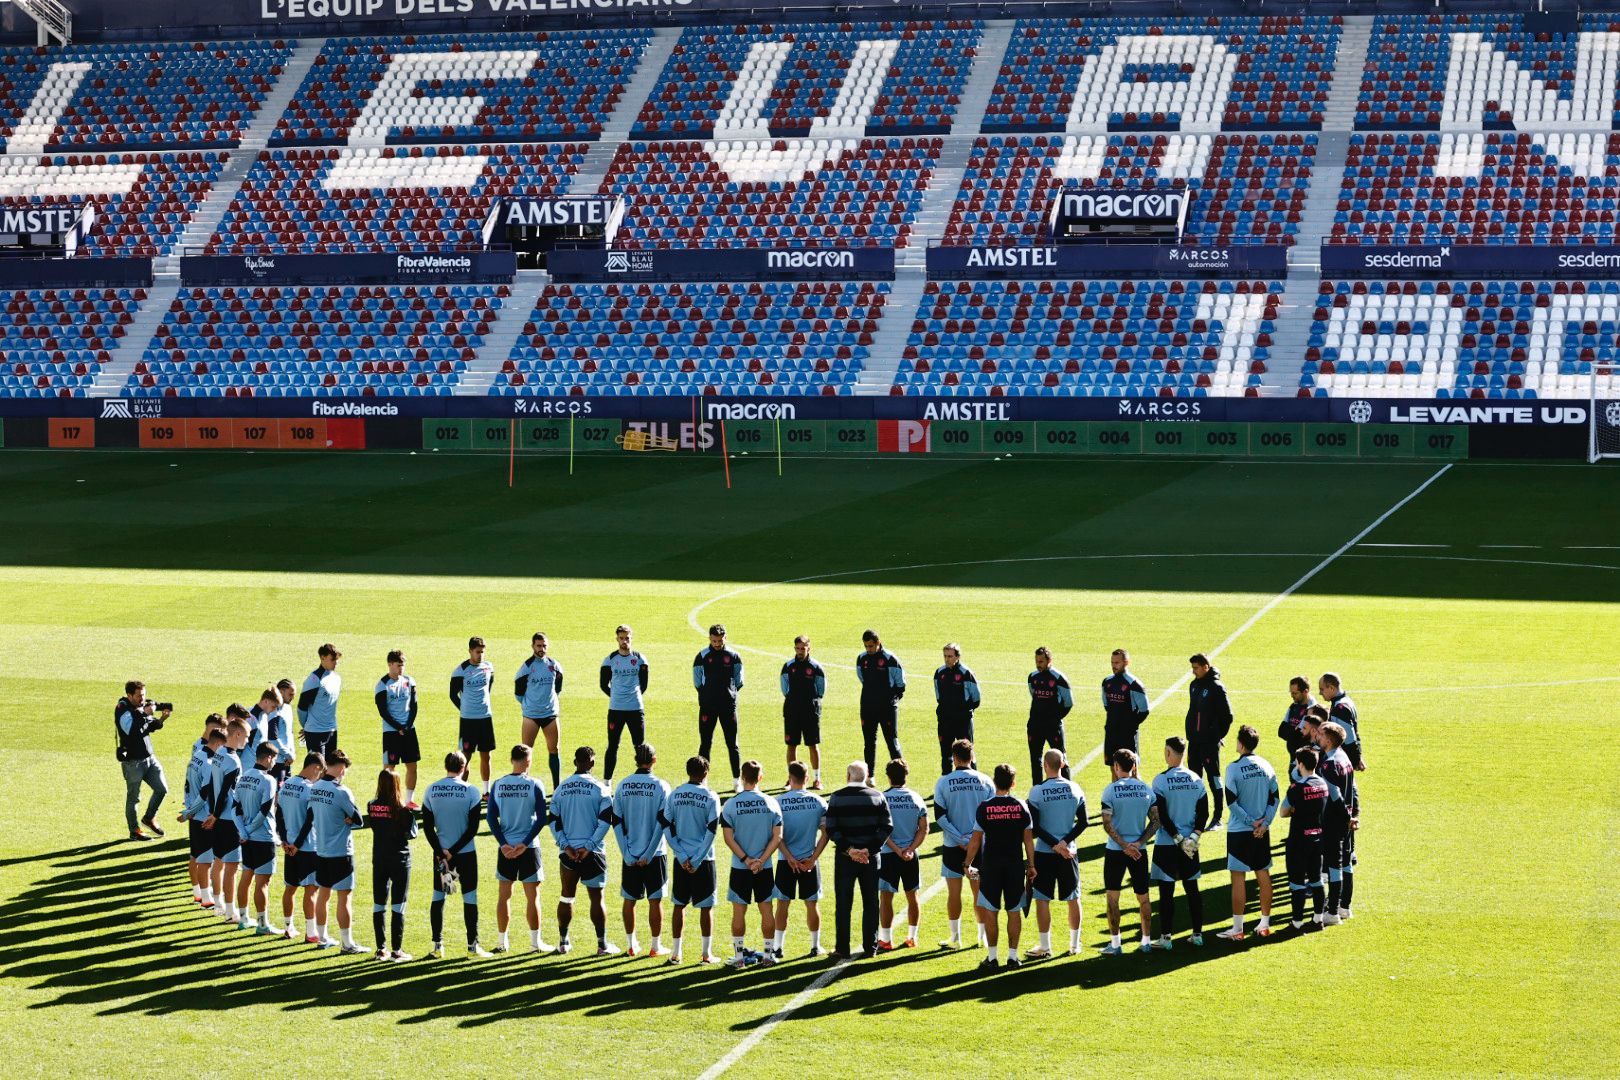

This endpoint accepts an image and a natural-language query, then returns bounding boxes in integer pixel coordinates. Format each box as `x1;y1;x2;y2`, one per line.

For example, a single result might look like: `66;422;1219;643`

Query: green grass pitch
0;450;1615;1078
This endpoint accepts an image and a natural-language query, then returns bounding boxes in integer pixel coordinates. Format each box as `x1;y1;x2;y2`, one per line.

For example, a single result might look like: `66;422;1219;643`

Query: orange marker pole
507;419;516;488
720;419;732;490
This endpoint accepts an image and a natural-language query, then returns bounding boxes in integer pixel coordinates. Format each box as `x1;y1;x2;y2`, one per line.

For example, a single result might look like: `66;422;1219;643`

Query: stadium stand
497;280;886;395
13;11;1620;406
0;150;225;257
1330;132;1620;246
1302;280;1620;400
127;284;507;396
632;21;981;138
1356;14;1620;130
894;278;1276;396
944;133;1315;246
270;31;652;145
205;143;587;254
0;40;289;153
983;16;1339;133
0;286;143;396
600;138;940;248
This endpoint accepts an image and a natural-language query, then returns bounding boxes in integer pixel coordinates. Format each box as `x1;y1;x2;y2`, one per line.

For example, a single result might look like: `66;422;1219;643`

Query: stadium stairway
571;26;681;196
86;280;181;397
1260;267;1318;396
159;37;327;275
1262;17;1367;395
855;273;922;393
899;138;972;270
1322;16;1372;133
954;22;1014;138
456;268;548;394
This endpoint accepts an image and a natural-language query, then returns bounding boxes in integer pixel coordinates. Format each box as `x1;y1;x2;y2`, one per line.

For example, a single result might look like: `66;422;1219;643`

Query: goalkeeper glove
1179;831;1200;859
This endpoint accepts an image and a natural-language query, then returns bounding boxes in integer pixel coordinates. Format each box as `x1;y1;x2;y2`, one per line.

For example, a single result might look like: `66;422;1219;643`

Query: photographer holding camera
116;679;172;841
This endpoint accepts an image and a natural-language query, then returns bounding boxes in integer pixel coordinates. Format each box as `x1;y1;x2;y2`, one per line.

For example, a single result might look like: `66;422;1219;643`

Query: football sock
1038;931;1051;951
627;932;640;953
948;918;961;943
809;930;821;951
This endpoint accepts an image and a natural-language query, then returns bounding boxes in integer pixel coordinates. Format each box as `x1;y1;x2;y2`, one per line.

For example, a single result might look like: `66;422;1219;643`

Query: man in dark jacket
824;762;892;959
1184;654;1233;828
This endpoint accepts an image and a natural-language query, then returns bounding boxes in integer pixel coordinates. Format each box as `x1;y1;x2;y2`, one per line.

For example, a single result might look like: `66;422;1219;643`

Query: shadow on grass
3;831;1320;1025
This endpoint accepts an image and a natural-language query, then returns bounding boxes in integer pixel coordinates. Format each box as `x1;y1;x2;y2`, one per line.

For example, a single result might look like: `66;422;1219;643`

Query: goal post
1592;363;1620;463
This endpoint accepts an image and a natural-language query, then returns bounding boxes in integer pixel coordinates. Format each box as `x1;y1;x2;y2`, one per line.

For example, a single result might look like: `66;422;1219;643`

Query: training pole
507;419;516;487
569;415;575;475
720;419;732;489
776;417;783;476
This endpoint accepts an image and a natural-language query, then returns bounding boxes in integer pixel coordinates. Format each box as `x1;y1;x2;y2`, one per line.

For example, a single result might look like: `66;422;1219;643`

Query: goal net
1592;364;1620;463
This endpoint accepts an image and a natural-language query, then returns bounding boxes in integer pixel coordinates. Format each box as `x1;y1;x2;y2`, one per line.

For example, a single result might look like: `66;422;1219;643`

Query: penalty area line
696;463;1454;1079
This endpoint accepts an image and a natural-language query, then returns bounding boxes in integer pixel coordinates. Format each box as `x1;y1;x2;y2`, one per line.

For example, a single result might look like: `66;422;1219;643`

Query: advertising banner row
15;395;1593;428
925;244;1288;279
1320;244;1620;279
179;251;517;286
548;246;895;282
21;0;1395;39
420;416;1471;460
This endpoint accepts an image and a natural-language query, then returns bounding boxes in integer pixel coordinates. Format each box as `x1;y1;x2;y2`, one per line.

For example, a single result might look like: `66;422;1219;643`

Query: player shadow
1;833;836;1022
5;833;1308;1022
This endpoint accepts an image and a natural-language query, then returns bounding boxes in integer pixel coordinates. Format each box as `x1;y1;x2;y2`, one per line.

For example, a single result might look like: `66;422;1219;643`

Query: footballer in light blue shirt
600;625;649;784
487;744;551;954
770;762;827;957
933;739;993;949
451;636;497;794
1099;748;1159;955
1149;736;1210;948
296;644;342;756
720;761;783;964
1025;748;1088;957
878;758;928;950
515;631;565;789
233;743;282;933
550;746;616;954
662;755;722;964
612;743;672;956
375;649;420;800
275;752;324;941
307;749;366;953
207;720;248;925
1218;726;1280;940
422;751;488;958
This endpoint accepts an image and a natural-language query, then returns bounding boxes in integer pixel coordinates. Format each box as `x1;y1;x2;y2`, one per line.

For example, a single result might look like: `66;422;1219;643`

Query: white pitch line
1479;544;1538;550
697;464;1455;1079
1358;542;1450;548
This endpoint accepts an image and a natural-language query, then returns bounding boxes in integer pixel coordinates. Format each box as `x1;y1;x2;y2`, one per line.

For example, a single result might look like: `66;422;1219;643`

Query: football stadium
0;0;1615;1076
